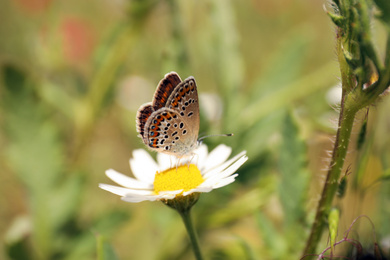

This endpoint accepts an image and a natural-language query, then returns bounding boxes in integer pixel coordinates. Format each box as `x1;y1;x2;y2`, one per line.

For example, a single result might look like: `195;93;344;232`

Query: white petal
203;151;247;179
99;184;129;196
157;153;172;170
203;144;232;172
129;149;158;184
158;189;183;195
99;184;154;196
183;186;213;196
193;144;208;170
121;192;178;202
158;193;178;199
205;156;248;183
105;169;153;189
211;174;238;189
200;173;238;188
121;194;160;203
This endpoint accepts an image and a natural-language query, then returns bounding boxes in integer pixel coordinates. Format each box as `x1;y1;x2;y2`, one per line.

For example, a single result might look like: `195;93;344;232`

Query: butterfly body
136;72;200;157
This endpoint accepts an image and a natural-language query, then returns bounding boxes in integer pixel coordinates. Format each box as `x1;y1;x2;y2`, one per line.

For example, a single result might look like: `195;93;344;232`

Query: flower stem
178;209;204;260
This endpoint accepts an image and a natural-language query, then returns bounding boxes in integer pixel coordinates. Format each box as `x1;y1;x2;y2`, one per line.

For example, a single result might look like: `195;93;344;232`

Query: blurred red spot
14;0;52;13
61;17;95;64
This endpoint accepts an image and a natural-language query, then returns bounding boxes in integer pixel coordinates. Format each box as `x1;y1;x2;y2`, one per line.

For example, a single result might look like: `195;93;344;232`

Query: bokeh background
1;0;390;259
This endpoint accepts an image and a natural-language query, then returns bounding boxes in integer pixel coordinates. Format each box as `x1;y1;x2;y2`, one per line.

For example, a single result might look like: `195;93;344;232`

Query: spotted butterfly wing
152;72;182;110
136;72;200;157
136;72;180;140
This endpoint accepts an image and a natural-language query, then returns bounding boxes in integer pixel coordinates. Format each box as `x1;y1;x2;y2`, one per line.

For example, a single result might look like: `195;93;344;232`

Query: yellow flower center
153;164;204;194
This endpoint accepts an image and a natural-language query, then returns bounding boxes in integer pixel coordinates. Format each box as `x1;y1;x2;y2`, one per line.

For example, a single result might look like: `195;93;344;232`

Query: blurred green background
1;0;390;259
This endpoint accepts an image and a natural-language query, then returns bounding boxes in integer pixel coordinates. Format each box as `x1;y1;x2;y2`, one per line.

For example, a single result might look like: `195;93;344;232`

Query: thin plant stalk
178;209;204;260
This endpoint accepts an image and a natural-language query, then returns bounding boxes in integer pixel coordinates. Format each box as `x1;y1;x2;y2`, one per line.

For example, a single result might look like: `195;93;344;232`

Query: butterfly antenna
198;133;233;142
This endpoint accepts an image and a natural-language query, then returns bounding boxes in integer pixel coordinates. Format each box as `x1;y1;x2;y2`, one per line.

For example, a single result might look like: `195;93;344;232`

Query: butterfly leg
193;153;199;166
186;154;195;170
176;157;182;171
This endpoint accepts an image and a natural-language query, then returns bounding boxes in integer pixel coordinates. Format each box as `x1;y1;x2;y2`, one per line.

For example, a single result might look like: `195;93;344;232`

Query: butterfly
136;72;200;157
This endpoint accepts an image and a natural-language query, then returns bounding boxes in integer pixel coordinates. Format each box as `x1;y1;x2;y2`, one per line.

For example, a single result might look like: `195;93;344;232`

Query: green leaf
251;34;309;99
61;210;129;260
49;174;85;230
210;0;244;102
256;212;287;259
373;0;390;26
327;11;345;27
2;64;67;258
3;65;27;94
337;175;348;198
207;175;276;227
237;236;256;260
6;119;63;189
278;112;308;228
357;119;367;150
240;111;284;158
97;235;119;260
328;208;340;255
5;238;32;260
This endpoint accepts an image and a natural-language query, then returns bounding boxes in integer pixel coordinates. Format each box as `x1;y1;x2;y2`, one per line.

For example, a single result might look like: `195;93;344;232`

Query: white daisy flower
99;144;248;204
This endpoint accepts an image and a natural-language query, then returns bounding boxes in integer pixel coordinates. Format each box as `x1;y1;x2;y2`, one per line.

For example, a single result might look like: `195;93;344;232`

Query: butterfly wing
136;73;200;157
136;72;181;144
166;76;200;142
143;108;194;155
136;102;153;139
152;72;182;110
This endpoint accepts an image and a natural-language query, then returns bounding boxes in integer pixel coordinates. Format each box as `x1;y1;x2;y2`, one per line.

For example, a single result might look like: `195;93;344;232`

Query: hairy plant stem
303;24;359;256
303;93;357;255
303;12;390;255
179;209;204;260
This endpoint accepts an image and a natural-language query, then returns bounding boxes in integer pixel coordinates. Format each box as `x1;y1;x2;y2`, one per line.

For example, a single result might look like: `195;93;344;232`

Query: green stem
303;0;390;257
303;93;358;256
178;209;204;260
302;20;359;256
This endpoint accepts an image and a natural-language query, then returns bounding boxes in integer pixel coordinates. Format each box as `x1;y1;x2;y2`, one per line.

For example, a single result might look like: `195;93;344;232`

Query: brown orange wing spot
136;103;153;138
153;72;181;110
